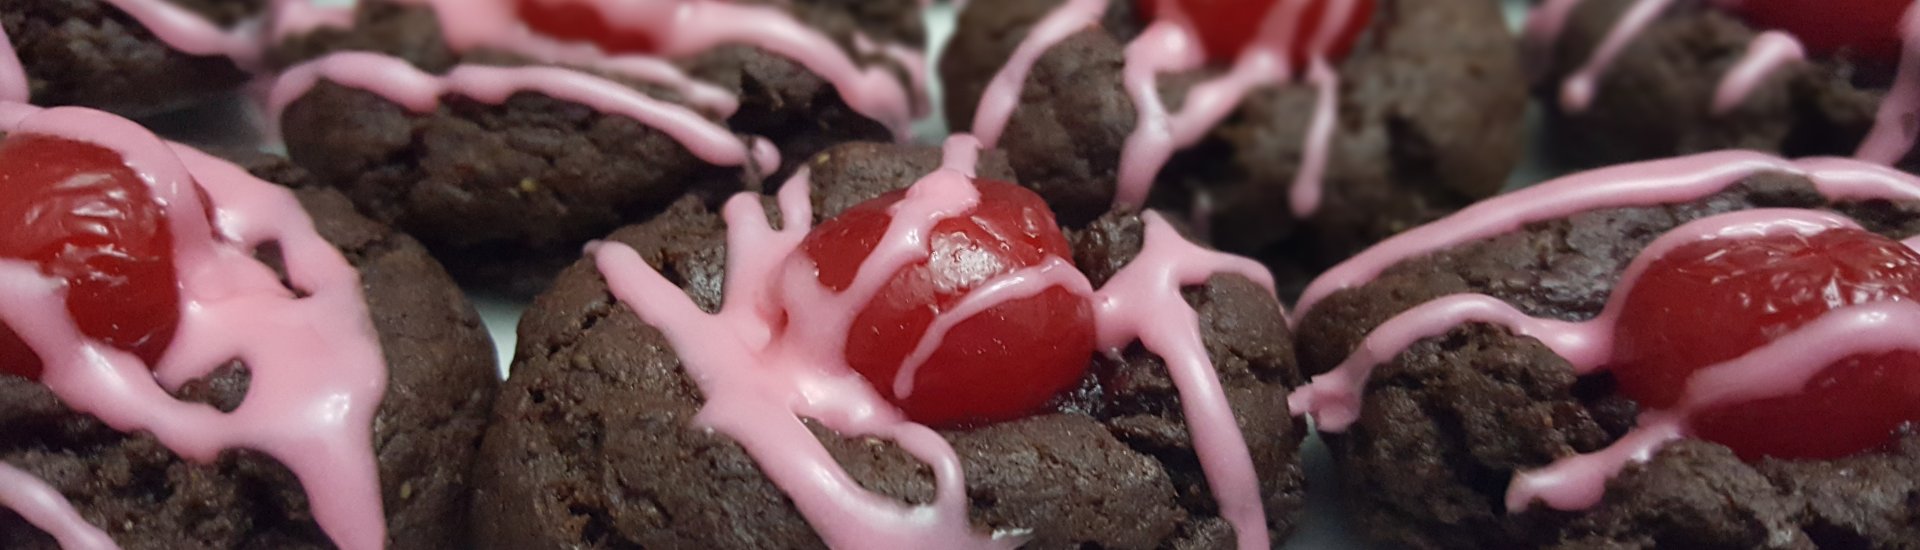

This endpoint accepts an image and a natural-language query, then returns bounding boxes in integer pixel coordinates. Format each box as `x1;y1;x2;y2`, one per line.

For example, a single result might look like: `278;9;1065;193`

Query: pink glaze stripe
105;0;263;64
970;0;1105;146
0;464;116;550
269;52;779;172
1291;209;1889;513
1290;60;1340;216
595;134;1279;549
420;0;916;139
1294;152;1920;318
269;0;920;138
0;103;389;550
1859;4;1920;164
0;25;24;103
893;258;1094;400
1092;211;1277;549
1557;0;1676;112
974;0;1355;218
1712;31;1805;115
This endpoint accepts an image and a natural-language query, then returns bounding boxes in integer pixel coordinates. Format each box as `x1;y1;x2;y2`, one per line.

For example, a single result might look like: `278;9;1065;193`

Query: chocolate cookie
470;140;1308;548
0;0;263;116
1529;0;1916;172
1291;154;1920;548
940;0;1528;297
269;0;927;296
0;117;498;549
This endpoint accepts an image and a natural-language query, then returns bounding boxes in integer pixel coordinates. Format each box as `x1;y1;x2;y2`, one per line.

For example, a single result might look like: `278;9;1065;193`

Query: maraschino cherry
1611;227;1920;460
517;0;658;53
1137;0;1375;67
1727;0;1913;65
0;135;181;380
800;179;1096;428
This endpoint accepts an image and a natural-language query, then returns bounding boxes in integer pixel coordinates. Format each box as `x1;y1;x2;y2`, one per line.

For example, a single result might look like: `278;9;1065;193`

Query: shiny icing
0;103;389;550
271;0;922;140
267;51;780;171
1288;153;1920;514
970;0;1362;217
0;27;23;103
1527;0;1920;162
593;135;1277;548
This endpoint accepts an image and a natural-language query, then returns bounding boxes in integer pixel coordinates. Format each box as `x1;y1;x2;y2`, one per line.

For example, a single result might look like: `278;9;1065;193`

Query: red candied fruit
517;0;658;54
801;179;1096;428
1729;0;1913;65
0;135;180;380
1136;0;1375;68
1611;227;1920;461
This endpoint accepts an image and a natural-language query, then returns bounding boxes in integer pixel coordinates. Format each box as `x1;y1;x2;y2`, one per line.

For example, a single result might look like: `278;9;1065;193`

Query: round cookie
267;0;928;296
1290;155;1920;548
0;0;264;116
470;140;1308;548
940;0;1528;296
0;111;498;549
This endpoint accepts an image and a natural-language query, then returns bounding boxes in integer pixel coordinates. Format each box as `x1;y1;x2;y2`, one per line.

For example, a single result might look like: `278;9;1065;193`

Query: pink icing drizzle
1289;152;1920;513
971;0;1357;217
271;0;920;140
0;464;116;550
94;0;266;67
1529;0;1808;115
1295;151;1920;318
1531;0;1919;163
0;25;23;103
0;103;389;549
1858;5;1920;165
592;135;1277;548
1712;30;1805;115
268;51;779;171
1550;0;1677;112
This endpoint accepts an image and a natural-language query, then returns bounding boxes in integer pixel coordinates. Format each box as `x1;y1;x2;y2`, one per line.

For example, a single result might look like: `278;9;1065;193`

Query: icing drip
1295;151;1920;318
1712;30;1805;115
0;464;116;550
1859;5;1920;164
95;0;265;68
0;104;389;549
1290;153;1920;514
1529;0;1804;115
971;0;1358;217
1089;212;1278;549
269;52;780;172
0;25;22;103
271;0;921;140
593;135;1277;548
1531;0;1919;162
1551;0;1678;112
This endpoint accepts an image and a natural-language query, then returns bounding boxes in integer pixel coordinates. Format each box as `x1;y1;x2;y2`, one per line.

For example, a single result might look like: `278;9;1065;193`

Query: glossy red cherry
1611;227;1920;460
1136;0;1375;67
1730;0;1912;65
801;179;1096;428
0;135;180;380
517;0;658;54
